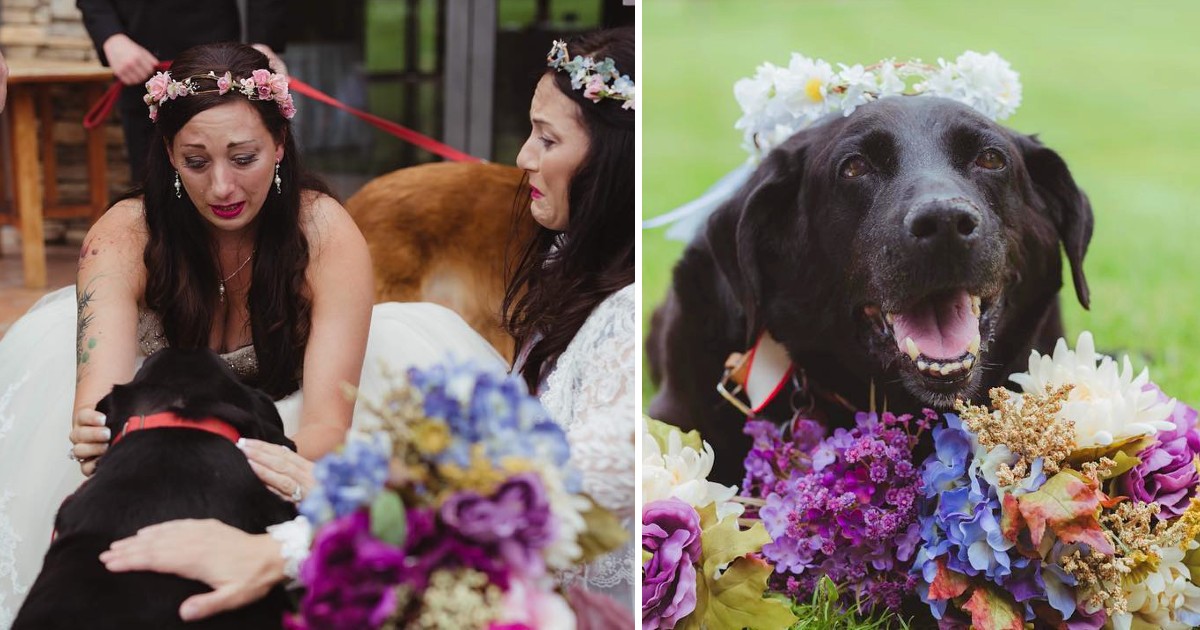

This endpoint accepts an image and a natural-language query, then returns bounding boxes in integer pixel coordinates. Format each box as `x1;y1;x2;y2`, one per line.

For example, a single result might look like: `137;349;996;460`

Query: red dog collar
112;412;241;446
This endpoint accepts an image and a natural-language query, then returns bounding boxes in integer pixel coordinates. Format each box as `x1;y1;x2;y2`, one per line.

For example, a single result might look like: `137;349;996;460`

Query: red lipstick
210;201;245;219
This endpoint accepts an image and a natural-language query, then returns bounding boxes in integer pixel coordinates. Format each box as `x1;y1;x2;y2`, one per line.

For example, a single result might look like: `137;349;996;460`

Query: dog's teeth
944;361;962;374
905;337;920;361
963;356;975;370
885;313;895;325
970;295;982;318
917;360;929;372
968;333;981;355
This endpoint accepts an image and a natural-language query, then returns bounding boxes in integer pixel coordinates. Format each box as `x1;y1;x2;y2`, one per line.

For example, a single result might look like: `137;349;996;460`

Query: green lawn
642;0;1200;407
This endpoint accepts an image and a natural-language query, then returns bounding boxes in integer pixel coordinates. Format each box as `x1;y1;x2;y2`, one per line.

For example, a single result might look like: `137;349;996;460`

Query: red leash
287;77;480;163
83;65;480;163
83;61;173;131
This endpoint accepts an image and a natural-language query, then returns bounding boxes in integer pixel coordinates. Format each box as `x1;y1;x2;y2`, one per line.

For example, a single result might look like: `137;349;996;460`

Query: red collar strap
718;330;858;418
112;412;241;446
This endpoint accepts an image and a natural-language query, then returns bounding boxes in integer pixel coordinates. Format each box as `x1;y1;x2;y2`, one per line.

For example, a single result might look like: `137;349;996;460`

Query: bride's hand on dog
100;519;284;621
69;407;109;476
239;438;316;502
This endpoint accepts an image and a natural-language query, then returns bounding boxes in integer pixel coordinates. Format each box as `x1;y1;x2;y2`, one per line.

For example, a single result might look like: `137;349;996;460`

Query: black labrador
15;348;298;629
647;96;1093;483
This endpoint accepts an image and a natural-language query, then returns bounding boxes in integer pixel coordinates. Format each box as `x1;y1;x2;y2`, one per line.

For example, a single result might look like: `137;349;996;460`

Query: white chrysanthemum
1008;331;1175;448
537;462;589;571
921;51;1021;120
1110;544;1200;630
642;423;744;522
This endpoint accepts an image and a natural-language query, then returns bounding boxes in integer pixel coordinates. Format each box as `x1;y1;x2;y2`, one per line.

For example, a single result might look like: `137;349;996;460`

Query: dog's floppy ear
708;136;809;344
1012;132;1094;309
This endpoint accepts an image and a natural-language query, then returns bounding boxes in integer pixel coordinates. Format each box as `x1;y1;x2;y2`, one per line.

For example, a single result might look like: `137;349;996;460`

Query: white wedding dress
536;284;637;610
0;284;637;626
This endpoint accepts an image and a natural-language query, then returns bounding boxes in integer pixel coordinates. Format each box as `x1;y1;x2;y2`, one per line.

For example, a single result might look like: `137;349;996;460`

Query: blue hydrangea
300;431;391;526
406;361;575;489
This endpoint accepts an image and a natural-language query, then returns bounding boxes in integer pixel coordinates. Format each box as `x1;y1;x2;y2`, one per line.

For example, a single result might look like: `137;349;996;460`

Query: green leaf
369;492;407;547
1066;434;1153;471
577;497;628;564
645;416;704;454
688;503;796;629
703;555;798;630
698;504;771;576
1017;469;1113;554
961;583;1023;630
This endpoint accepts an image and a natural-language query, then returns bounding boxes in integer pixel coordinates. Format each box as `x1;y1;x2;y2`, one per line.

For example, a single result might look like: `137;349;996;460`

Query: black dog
15;348;298;629
647;96;1093;483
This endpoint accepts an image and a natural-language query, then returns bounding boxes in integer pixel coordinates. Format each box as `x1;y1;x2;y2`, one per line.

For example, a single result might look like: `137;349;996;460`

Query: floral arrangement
288;361;626;630
913;332;1200;629
144;68;297;122
547;39;637;110
641;418;797;630
733;50;1021;160
653;331;1200;629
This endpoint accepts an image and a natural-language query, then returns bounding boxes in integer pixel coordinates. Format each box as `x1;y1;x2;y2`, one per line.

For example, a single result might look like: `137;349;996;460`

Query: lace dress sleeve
539;285;636;606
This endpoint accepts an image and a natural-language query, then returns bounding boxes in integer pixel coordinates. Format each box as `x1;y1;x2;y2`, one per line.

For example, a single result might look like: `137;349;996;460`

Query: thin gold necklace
218;249;254;303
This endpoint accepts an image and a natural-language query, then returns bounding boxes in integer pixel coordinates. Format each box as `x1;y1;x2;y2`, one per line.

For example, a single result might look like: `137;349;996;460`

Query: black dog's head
710;95;1093;407
95;348;293;450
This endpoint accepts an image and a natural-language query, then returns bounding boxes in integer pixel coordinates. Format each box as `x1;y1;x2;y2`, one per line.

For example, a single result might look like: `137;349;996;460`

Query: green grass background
642;0;1200;407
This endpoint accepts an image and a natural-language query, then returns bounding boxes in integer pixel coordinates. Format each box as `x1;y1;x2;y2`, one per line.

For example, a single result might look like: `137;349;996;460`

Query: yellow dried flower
956;384;1075;487
411;569;504;629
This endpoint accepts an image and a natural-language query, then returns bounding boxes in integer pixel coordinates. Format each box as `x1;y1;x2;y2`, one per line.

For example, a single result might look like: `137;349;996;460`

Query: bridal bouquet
914;332;1200;629
641;418;797;630
287;361;626;630
737;332;1200;629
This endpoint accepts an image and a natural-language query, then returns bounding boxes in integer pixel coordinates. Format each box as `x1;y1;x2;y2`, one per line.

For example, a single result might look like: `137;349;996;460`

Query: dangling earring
174;171;182;198
274;162;282;194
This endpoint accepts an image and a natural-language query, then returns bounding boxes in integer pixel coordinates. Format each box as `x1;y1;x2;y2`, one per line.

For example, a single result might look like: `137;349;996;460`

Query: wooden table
1;59;113;288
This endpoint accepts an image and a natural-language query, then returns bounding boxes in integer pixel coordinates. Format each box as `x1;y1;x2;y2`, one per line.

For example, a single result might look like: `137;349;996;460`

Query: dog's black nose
907;200;980;244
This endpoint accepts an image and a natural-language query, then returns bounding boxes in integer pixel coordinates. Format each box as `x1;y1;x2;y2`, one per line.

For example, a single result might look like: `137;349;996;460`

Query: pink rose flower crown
143;68;296;122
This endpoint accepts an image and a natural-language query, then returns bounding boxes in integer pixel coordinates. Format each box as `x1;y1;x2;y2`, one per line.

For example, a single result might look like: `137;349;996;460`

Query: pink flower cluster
143;68;297;122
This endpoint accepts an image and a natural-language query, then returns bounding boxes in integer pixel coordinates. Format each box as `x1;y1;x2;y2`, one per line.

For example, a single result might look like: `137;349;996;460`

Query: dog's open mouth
863;288;993;386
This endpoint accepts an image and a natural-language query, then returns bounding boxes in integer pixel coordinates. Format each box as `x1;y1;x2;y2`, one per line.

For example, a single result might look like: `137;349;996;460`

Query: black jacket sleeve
76;0;126;66
246;0;287;53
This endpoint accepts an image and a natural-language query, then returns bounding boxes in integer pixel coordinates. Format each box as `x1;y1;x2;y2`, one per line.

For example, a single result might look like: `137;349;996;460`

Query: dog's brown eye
840;156;871;179
975;149;1006;170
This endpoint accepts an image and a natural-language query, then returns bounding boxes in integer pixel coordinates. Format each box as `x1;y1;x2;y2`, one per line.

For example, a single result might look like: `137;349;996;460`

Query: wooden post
11;86;46;288
38;86;59;209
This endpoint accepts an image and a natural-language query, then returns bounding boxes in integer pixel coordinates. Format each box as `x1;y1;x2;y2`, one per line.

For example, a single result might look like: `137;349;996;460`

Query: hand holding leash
239;438;316;503
68;407;109;476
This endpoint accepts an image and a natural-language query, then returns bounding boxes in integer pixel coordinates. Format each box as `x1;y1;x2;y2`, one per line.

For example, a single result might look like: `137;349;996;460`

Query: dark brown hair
127;42;331;399
503;27;635;391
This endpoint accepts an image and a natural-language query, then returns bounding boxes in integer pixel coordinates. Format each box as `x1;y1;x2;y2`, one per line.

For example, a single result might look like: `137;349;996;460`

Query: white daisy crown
144;68;296;122
734;50;1022;161
547;39;636;110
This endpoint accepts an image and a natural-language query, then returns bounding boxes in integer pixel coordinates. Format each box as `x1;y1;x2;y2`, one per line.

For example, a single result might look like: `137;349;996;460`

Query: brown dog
345;162;536;362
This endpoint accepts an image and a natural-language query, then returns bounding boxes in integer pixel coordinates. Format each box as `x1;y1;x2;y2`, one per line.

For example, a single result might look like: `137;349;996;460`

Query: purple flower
295;511;408;630
642;498;702;630
439;472;554;577
1117;388;1200;519
754;411;925;612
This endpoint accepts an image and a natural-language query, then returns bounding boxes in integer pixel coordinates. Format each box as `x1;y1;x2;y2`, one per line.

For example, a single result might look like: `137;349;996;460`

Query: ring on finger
289;483;303;503
67;444;81;462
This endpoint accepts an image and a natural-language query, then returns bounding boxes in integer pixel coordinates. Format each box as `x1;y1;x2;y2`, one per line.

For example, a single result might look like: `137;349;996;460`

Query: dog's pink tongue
892;290;977;360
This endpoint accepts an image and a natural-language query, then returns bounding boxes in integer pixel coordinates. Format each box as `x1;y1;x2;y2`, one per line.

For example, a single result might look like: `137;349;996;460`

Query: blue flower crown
546;39;636;110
